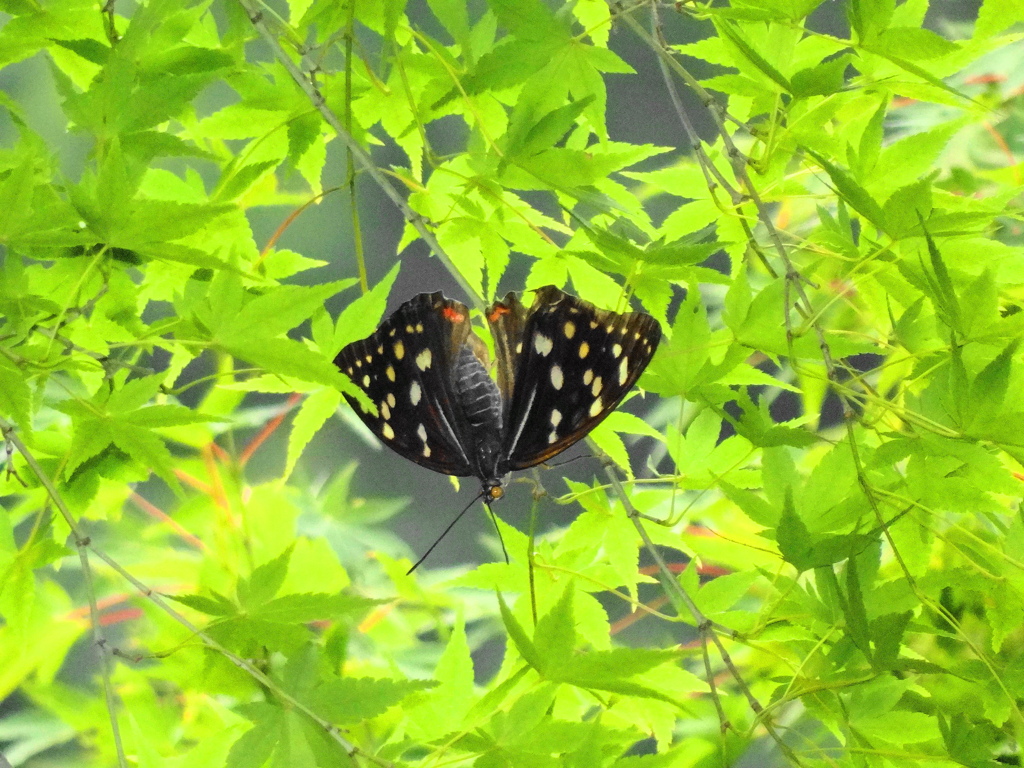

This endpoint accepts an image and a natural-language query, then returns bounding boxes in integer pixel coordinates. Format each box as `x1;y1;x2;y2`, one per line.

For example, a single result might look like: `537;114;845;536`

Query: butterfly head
482;474;509;504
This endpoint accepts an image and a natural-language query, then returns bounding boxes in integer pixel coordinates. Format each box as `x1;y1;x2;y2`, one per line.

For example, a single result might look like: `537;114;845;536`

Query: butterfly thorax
451;342;506;483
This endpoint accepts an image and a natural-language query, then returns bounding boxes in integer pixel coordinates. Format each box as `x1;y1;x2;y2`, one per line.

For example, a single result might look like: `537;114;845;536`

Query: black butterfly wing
496;286;661;471
486;289;529;402
334;292;478;477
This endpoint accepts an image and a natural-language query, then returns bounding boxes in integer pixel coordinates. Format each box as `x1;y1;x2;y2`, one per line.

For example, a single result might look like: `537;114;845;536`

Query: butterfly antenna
541;453;594;470
406;490;486;574
483;497;510;564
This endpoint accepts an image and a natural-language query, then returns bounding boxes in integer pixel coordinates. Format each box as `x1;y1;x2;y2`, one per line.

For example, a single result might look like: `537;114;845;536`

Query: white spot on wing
583;369;594;386
548;430;558;444
416;349;432;370
612;343;622;358
550;364;563;390
417;422;430;456
387;392;396;408
589;398;603;417
410;381;422;405
534;334;553;356
619;357;628;385
550;409;562;427
362;374;370;386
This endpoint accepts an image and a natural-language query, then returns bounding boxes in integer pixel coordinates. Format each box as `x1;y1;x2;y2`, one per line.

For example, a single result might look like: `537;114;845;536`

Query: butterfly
334;285;661;505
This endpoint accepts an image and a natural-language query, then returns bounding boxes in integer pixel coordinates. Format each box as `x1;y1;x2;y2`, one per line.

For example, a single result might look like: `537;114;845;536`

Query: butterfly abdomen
452;342;504;477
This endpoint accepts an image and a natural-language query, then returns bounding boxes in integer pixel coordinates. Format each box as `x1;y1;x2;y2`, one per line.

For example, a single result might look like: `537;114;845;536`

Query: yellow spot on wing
533;334;554;356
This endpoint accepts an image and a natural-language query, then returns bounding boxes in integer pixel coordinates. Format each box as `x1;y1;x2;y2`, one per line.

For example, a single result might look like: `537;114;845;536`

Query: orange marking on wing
443;306;465;323
487;305;510;322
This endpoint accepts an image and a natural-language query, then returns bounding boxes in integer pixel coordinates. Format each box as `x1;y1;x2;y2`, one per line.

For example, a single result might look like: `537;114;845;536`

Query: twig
82;544;391;762
528;469;548;626
701;633;731;743
235;0;482;309
644;3;852;406
2;420;127;768
343;0;368;294
599;453;805;764
624;0;1024;743
101;1;120;45
1;417;392;767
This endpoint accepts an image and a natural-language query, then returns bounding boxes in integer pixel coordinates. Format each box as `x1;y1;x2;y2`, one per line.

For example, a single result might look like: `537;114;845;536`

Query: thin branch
701;632;731;743
599;453;805;764
235;0;483;309
2;421;127;768
75;538;128;767
82;544;389;762
528;469;547;626
1;417;392;767
626;0;1024;741
101;0;120;45
344;0;369;294
638;3;844;392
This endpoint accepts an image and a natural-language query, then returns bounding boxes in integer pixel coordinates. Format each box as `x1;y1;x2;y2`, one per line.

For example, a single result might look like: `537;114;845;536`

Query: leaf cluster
0;0;1022;766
